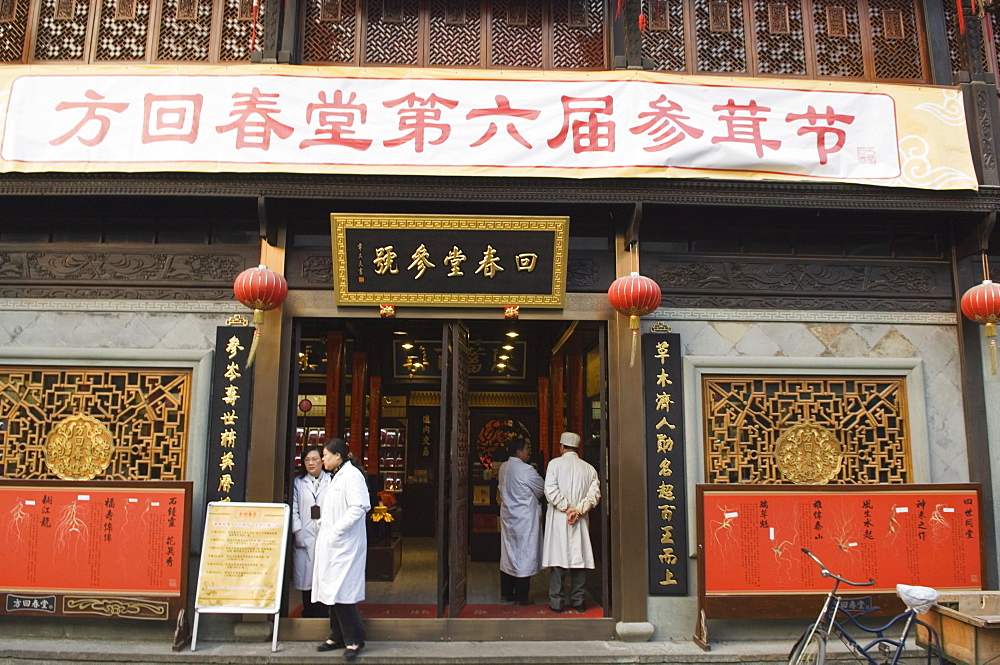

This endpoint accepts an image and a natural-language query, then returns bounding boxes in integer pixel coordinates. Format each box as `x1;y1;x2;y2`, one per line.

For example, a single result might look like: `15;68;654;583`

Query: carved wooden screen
2;0;263;62
0;366;192;480
302;0;608;69
0;0;32;61
702;375;912;485
642;0;926;82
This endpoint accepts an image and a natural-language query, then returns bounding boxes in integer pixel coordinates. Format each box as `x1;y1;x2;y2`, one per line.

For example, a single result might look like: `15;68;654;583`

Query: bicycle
788;548;945;665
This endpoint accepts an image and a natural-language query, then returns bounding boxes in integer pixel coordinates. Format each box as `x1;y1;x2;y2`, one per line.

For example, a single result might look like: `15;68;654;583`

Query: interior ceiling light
393;330;407;335
401;341;414;349
496;362;506;369
506;331;519;338
499;354;510;360
502;344;514;350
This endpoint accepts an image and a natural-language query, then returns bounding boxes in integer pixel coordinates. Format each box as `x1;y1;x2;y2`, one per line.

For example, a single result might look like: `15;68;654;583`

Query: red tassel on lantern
608;272;662;367
234;265;289;368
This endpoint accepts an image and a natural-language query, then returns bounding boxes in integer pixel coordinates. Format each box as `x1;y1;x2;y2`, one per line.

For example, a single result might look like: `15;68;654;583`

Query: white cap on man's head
560;432;581;449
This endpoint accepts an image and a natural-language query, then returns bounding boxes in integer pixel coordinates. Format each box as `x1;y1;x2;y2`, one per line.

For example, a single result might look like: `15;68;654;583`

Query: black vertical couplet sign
642;330;689;595
205;325;256;505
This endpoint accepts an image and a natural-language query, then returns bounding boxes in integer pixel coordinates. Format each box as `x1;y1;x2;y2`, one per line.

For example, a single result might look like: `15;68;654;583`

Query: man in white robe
498;436;544;605
541;431;600;613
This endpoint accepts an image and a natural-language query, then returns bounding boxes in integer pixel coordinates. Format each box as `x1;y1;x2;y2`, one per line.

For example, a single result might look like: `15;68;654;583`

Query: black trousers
301;590;329;618
500;570;531;602
327;603;366;647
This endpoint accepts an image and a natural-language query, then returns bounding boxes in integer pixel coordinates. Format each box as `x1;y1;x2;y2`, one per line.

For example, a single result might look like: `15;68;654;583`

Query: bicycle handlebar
801;548;876;587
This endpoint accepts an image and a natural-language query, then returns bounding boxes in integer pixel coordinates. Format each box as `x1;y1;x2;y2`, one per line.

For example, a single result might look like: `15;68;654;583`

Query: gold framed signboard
332;214;569;308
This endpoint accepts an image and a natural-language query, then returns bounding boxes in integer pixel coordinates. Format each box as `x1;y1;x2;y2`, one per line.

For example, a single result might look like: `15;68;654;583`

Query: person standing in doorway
313;438;371;661
291;444;331;618
542;431;601;614
498;436;545;605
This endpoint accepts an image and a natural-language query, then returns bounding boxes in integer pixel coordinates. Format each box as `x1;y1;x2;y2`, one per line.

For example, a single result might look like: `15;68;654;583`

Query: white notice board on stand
192;502;290;652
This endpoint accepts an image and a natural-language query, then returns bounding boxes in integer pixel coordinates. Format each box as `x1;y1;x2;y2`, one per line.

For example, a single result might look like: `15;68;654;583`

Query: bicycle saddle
896;583;939;614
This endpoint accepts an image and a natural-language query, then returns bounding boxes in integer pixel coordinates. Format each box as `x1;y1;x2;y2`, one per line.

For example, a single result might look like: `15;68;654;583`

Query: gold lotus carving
45;415;114;480
774;421;843;484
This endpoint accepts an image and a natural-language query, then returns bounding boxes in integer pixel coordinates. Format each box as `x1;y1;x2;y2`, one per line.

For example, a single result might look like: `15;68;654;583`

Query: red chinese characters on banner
37;81;871;170
49;90;129;147
711;99;782;158
466;95;540;149
382;93;459;153
216;87;294;150
0;484;187;595
300;90;373;151
631;95;704;151
547;95;615;153
786;105;855;165
142;93;203;144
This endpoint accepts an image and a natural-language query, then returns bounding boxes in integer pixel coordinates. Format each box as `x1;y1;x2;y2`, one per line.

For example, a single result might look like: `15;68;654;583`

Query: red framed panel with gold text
0;480;191;620
696;484;984;623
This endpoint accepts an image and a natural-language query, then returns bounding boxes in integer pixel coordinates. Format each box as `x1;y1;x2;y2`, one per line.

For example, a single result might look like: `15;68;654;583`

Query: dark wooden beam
0;173;996;213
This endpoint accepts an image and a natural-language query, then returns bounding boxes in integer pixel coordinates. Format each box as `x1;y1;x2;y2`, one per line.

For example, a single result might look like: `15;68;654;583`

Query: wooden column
349;352;367;461
568;353;584;440
550;355;564;459
537;377;550;467
325;331;344;438
367;376;381;475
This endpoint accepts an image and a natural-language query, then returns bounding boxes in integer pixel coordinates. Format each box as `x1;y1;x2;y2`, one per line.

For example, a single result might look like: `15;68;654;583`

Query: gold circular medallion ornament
774;422;843;484
45;415;114;480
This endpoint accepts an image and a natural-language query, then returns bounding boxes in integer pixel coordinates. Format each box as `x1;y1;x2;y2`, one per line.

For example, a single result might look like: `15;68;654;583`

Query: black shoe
549;605;563;613
571;604;586;614
514;599;532;606
343;643;364;660
317;640;345;652
500;596;514;604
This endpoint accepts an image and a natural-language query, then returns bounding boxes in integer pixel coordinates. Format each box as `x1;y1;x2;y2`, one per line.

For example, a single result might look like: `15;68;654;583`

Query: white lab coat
541;450;601;569
498;456;545;578
291;471;331;590
311;461;371;605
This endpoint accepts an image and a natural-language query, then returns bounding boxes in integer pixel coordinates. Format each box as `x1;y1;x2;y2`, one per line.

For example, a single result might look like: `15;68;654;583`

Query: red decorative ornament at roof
608;272;662;366
233;264;288;367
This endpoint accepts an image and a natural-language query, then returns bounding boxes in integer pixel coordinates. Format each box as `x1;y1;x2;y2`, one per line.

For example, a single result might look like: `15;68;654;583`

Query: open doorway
285;317;609;621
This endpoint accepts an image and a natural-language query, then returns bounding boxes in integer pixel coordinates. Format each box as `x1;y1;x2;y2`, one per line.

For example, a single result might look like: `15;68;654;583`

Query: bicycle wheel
789;627;828;665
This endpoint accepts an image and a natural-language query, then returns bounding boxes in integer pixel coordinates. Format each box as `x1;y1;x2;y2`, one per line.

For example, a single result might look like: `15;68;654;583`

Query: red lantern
608;272;662;366
961;278;1000;374
234;264;288;367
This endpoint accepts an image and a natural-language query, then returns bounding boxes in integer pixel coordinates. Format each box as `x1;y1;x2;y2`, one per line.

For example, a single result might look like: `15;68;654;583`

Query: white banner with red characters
0;65;978;190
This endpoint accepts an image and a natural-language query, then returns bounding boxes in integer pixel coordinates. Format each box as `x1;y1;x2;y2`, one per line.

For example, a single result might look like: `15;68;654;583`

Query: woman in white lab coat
291;445;331;618
312;438;371;660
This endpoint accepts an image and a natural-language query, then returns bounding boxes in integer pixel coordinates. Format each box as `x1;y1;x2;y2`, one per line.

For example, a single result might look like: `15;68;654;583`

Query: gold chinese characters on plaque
45;415;114;480
774;421;843;484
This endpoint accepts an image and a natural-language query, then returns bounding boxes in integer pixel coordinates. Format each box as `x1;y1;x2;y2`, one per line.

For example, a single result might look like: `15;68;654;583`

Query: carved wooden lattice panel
33;0;90;60
943;0;961;76
703;375;911;484
94;0;150;59
365;0;418;64
155;0;213;60
551;0;606;69
754;0;806;74
428;0;481;67
303;0;357;63
0;367;191;480
642;0;687;71
868;0;921;79
812;0;863;76
0;0;30;62
694;0;747;73
490;0;543;68
218;0;262;60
